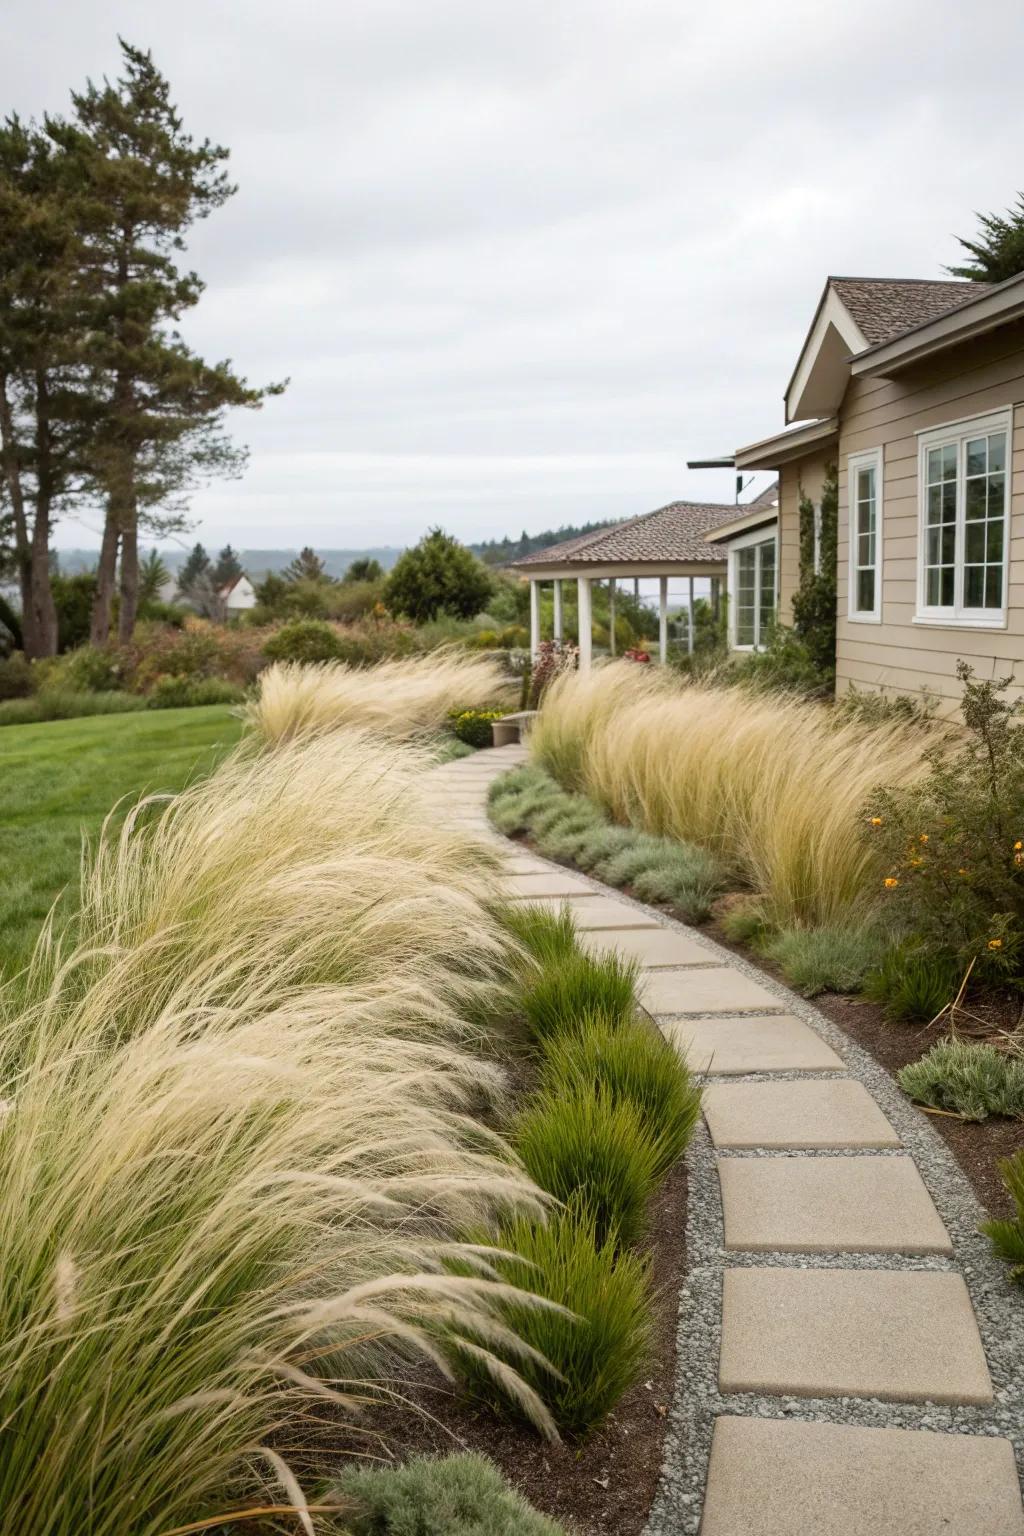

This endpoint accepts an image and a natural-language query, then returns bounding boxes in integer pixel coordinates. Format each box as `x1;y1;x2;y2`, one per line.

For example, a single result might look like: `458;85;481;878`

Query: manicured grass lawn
0;705;244;977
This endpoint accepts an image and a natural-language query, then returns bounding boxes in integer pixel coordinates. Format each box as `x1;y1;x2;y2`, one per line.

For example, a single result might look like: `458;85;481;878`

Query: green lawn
0;705;244;977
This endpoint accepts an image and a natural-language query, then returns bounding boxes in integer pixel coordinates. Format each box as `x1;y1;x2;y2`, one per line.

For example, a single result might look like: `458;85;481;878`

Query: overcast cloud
6;0;1024;551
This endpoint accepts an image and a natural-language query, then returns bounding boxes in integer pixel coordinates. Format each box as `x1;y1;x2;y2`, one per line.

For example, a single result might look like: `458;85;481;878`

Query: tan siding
777;450;832;624
835;323;1024;712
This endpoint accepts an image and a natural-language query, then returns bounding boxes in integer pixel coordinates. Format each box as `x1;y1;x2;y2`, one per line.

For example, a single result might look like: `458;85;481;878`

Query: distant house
220;574;257;619
731;272;1024;710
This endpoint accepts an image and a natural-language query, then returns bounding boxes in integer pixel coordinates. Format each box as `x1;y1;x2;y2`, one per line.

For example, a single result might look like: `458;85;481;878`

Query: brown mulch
705;916;1022;1221
350;1156;686;1535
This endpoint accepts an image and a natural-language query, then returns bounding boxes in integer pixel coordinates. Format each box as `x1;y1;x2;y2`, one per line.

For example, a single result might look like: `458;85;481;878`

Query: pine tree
213;543;243;587
178;541;209;590
0;117;92;656
282;546;331;584
46;42;282;645
948;194;1024;283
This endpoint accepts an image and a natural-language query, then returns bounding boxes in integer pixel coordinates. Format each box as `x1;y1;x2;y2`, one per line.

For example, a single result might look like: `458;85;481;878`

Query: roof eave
784;282;868;423
704;508;778;544
734;416;839;471
850;272;1024;379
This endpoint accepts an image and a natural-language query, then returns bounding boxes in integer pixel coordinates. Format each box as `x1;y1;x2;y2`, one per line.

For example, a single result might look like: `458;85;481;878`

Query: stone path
423;745;1024;1536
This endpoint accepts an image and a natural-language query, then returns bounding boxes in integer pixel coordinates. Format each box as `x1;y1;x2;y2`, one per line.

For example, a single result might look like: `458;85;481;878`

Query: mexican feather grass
531;663;930;928
244;650;509;745
0;729;553;1534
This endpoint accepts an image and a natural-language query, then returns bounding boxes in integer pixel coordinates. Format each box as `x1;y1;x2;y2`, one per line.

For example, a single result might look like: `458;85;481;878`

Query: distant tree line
0;40;283;658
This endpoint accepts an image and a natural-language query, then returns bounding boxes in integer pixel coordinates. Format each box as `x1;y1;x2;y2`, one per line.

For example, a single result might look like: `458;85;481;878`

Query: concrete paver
718;1155;952;1254
701;1417;1024;1536
663;1015;844;1075
579;925;717;968
719;1267;993;1403
703;1079;901;1149
529;895;662;929
641;965;783;1014
503;870;597;898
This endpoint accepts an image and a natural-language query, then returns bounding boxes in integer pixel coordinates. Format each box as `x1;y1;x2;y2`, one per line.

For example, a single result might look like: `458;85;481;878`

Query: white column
608;579;616;656
529;579;540;659
658;576;668;665
553;578;563;643
577;575;593;673
687;575;695;656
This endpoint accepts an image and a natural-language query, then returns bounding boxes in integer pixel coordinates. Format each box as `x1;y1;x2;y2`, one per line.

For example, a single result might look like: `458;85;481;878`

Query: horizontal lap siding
836;320;1024;714
778;450;831;624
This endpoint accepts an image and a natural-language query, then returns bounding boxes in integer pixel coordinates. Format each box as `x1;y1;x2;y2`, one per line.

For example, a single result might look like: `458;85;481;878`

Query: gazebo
511;498;742;670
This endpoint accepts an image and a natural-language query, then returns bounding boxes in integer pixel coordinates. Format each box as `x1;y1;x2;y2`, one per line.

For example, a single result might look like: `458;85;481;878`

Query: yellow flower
884;877;899;889
988;938;1004;950
869;816;883;827
958;867;969;876
918;833;929;843
1015;841;1023;851
909;857;922;867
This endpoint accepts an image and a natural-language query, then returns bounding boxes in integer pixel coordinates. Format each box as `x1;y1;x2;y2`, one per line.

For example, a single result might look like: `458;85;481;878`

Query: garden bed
358;1157;685;1536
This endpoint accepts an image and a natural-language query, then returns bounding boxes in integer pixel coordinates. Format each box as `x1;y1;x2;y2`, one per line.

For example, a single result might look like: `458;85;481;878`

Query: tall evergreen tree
0;117;93;656
46;42;281;645
212;543;243;587
178;541;209;589
282;546;331;584
948;194;1024;282
137;547;169;603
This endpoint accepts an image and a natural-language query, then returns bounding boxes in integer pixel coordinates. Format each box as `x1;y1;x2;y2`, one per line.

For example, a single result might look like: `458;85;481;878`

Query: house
729;272;1024;710
702;485;780;651
219;574;257;619
511;498;748;666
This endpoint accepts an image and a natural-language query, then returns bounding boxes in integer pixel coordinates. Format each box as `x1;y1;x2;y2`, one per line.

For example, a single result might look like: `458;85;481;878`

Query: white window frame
847;446;883;623
914;407;1012;630
728;525;778;651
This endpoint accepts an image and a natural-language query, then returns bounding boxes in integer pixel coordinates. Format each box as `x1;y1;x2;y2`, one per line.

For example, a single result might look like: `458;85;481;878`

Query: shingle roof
513;495;772;569
830;277;992;347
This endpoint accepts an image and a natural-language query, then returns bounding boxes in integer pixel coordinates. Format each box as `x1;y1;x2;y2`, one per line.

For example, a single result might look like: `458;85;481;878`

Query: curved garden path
423;745;1024;1536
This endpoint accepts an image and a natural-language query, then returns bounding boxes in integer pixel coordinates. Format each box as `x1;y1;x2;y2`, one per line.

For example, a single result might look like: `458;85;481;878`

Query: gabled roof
829;277;990;345
786;275;989;421
513;495;770;571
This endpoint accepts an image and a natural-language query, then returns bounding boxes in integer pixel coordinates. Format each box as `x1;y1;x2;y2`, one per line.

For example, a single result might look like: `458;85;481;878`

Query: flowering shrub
448;707;504;748
869;663;1024;981
624;647;651;663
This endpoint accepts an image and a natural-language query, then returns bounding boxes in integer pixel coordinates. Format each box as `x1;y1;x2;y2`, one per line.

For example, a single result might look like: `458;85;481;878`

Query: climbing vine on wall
791;462;838;680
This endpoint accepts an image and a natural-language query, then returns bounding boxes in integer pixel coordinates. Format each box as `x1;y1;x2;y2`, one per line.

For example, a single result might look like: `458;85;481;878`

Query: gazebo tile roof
513;490;775;569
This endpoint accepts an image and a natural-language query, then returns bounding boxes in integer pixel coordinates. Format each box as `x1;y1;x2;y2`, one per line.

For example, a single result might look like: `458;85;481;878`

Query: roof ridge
830;274;990;287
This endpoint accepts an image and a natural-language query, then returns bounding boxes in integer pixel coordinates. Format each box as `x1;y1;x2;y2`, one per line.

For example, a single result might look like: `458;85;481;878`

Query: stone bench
491;710;538;747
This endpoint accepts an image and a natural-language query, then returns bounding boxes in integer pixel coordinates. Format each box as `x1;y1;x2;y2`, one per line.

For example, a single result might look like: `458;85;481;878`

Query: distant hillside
470;520;620;566
57;547;405;581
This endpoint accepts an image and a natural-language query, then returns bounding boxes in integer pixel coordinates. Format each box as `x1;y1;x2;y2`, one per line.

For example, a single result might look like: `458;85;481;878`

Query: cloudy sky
7;0;1024;552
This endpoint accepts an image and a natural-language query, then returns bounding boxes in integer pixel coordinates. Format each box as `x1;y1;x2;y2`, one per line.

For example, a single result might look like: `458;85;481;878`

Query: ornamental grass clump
981;1150;1024;1284
898;1038;1024;1121
538;1016;701;1179
0;729;553;1533
455;1201;652;1437
521;944;640;1041
531;663;930;928
515;1087;661;1247
245;650;508;745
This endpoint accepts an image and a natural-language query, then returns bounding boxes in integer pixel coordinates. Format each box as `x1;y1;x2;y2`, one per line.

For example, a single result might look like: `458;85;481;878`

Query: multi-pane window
848;448;882;620
918;411;1010;623
733;535;776;648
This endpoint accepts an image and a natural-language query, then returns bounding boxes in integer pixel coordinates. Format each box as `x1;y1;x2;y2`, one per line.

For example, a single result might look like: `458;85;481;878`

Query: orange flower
869;816;883;826
988;938;1004;950
884;877;899;889
1015;841;1023;851
918;833;929;844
